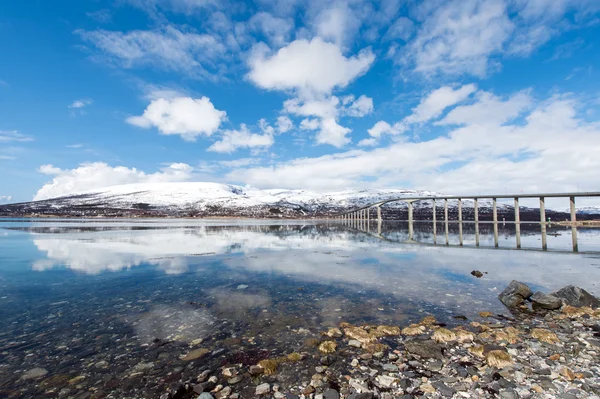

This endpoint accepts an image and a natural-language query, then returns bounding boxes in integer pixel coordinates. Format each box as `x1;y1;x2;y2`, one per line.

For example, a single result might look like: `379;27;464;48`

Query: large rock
498;280;533;308
551;285;600;308
530;291;562;310
404;339;444;360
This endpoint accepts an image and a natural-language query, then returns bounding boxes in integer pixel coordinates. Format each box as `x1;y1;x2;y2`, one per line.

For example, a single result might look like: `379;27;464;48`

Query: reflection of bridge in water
333;192;600;253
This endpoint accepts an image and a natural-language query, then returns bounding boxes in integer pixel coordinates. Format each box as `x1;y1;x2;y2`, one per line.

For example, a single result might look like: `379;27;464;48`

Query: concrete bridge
333;191;600;252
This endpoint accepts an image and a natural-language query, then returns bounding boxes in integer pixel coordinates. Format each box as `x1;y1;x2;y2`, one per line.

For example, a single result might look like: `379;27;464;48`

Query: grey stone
227;376;242;385
551;285;600;308
22;368;48;380
285;395;300;399
431;381;456;397
193;381;216;394
382;363;398;372
348;339;362;348
499;389;518;399
347;394;373;399
249;365;264;375
197;393;214;399
531;291;563;310
323;389;340;399
558;394;578;399
404;339;444;360
498;280;533;308
256;383;270;396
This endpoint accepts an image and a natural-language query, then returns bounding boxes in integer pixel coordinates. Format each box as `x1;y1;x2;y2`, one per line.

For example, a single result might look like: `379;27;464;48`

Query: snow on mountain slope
48;182;439;211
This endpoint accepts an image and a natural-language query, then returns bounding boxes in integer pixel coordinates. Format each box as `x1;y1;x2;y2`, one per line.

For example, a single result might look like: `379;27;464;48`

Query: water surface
1;218;599;397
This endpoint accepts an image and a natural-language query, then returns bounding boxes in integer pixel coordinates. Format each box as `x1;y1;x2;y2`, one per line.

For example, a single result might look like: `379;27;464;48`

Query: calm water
1;218;600;397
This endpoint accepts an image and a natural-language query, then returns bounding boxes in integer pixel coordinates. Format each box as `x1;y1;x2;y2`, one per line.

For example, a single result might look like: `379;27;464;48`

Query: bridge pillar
444;199;449;245
474;198;479;246
570;196;578;252
408;201;414;240
432;199;437;244
377;206;382;223
514;197;521;249
540;197;547;250
458;198;463;246
493;198;499;248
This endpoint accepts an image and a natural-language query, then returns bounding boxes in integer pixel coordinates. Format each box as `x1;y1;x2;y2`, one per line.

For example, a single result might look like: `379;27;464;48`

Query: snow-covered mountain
0;182;584;219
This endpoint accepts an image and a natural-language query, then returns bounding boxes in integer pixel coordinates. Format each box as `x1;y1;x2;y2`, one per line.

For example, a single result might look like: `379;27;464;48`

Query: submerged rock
256;383;270;396
471;270;484;278
498;280;533;308
531;291;562;310
551;285;600;308
404;339;444;360
22;368;48;380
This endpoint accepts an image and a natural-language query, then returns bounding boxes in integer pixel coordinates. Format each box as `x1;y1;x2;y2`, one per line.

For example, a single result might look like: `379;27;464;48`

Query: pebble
22;368;48;380
256;383;270;396
348;339;362;348
197;393;214;399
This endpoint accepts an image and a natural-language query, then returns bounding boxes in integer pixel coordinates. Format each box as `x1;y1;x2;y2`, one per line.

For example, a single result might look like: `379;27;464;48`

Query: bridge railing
332;191;600;252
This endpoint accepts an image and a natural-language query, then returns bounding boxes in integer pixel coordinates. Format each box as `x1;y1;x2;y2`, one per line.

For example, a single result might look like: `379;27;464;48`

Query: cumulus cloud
300;118;320;130
343;95;374;117
208;124;274;153
34;162;193;200
226;89;600;194
0;195;12;203
316;118;351;147
276;116;293;133
127;96;226;141
367;121;406;139
248;37;374;96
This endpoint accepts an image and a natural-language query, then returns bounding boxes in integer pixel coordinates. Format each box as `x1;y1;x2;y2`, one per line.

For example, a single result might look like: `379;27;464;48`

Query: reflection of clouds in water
30;227;365;274
128;305;215;344
28;224;600;315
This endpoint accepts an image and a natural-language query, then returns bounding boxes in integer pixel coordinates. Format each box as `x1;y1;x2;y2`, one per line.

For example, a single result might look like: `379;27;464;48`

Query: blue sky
1;0;600;203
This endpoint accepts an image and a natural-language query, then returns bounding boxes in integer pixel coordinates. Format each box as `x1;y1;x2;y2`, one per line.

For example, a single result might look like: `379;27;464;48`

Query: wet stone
323;388;340;399
531;291;563;310
498;280;533;308
22;368;49;380
552;285;600;308
256;383;270;396
431;381;456;397
404;340;444;360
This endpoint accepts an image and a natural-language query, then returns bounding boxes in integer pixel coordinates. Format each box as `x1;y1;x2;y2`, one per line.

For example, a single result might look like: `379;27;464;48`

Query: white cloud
86;9;112;23
127;96;227;141
276;116;293;133
248;12;294;47
314;5;356;46
283;97;339;119
0;155;16;160
316;118;351;147
300;118;320;130
367;121;406;138
343;95;374;117
68;99;92;109
0;195;12;203
357;138;379;147
248;37;375;96
0;130;33;142
405;84;478;124
76;25;227;79
208;124;274;153
227;90;600;195
438;90;532;126
35;162;193;201
403;0;514;77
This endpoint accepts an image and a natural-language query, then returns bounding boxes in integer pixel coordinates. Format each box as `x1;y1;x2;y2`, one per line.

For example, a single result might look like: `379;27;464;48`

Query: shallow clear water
1;218;599;397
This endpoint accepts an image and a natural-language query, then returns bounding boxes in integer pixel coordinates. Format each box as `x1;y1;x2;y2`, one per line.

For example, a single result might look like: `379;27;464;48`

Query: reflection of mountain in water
25;221;600;301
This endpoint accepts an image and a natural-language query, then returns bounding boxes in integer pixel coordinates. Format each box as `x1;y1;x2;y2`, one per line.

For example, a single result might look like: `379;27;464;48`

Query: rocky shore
8;281;600;399
151;284;599;398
